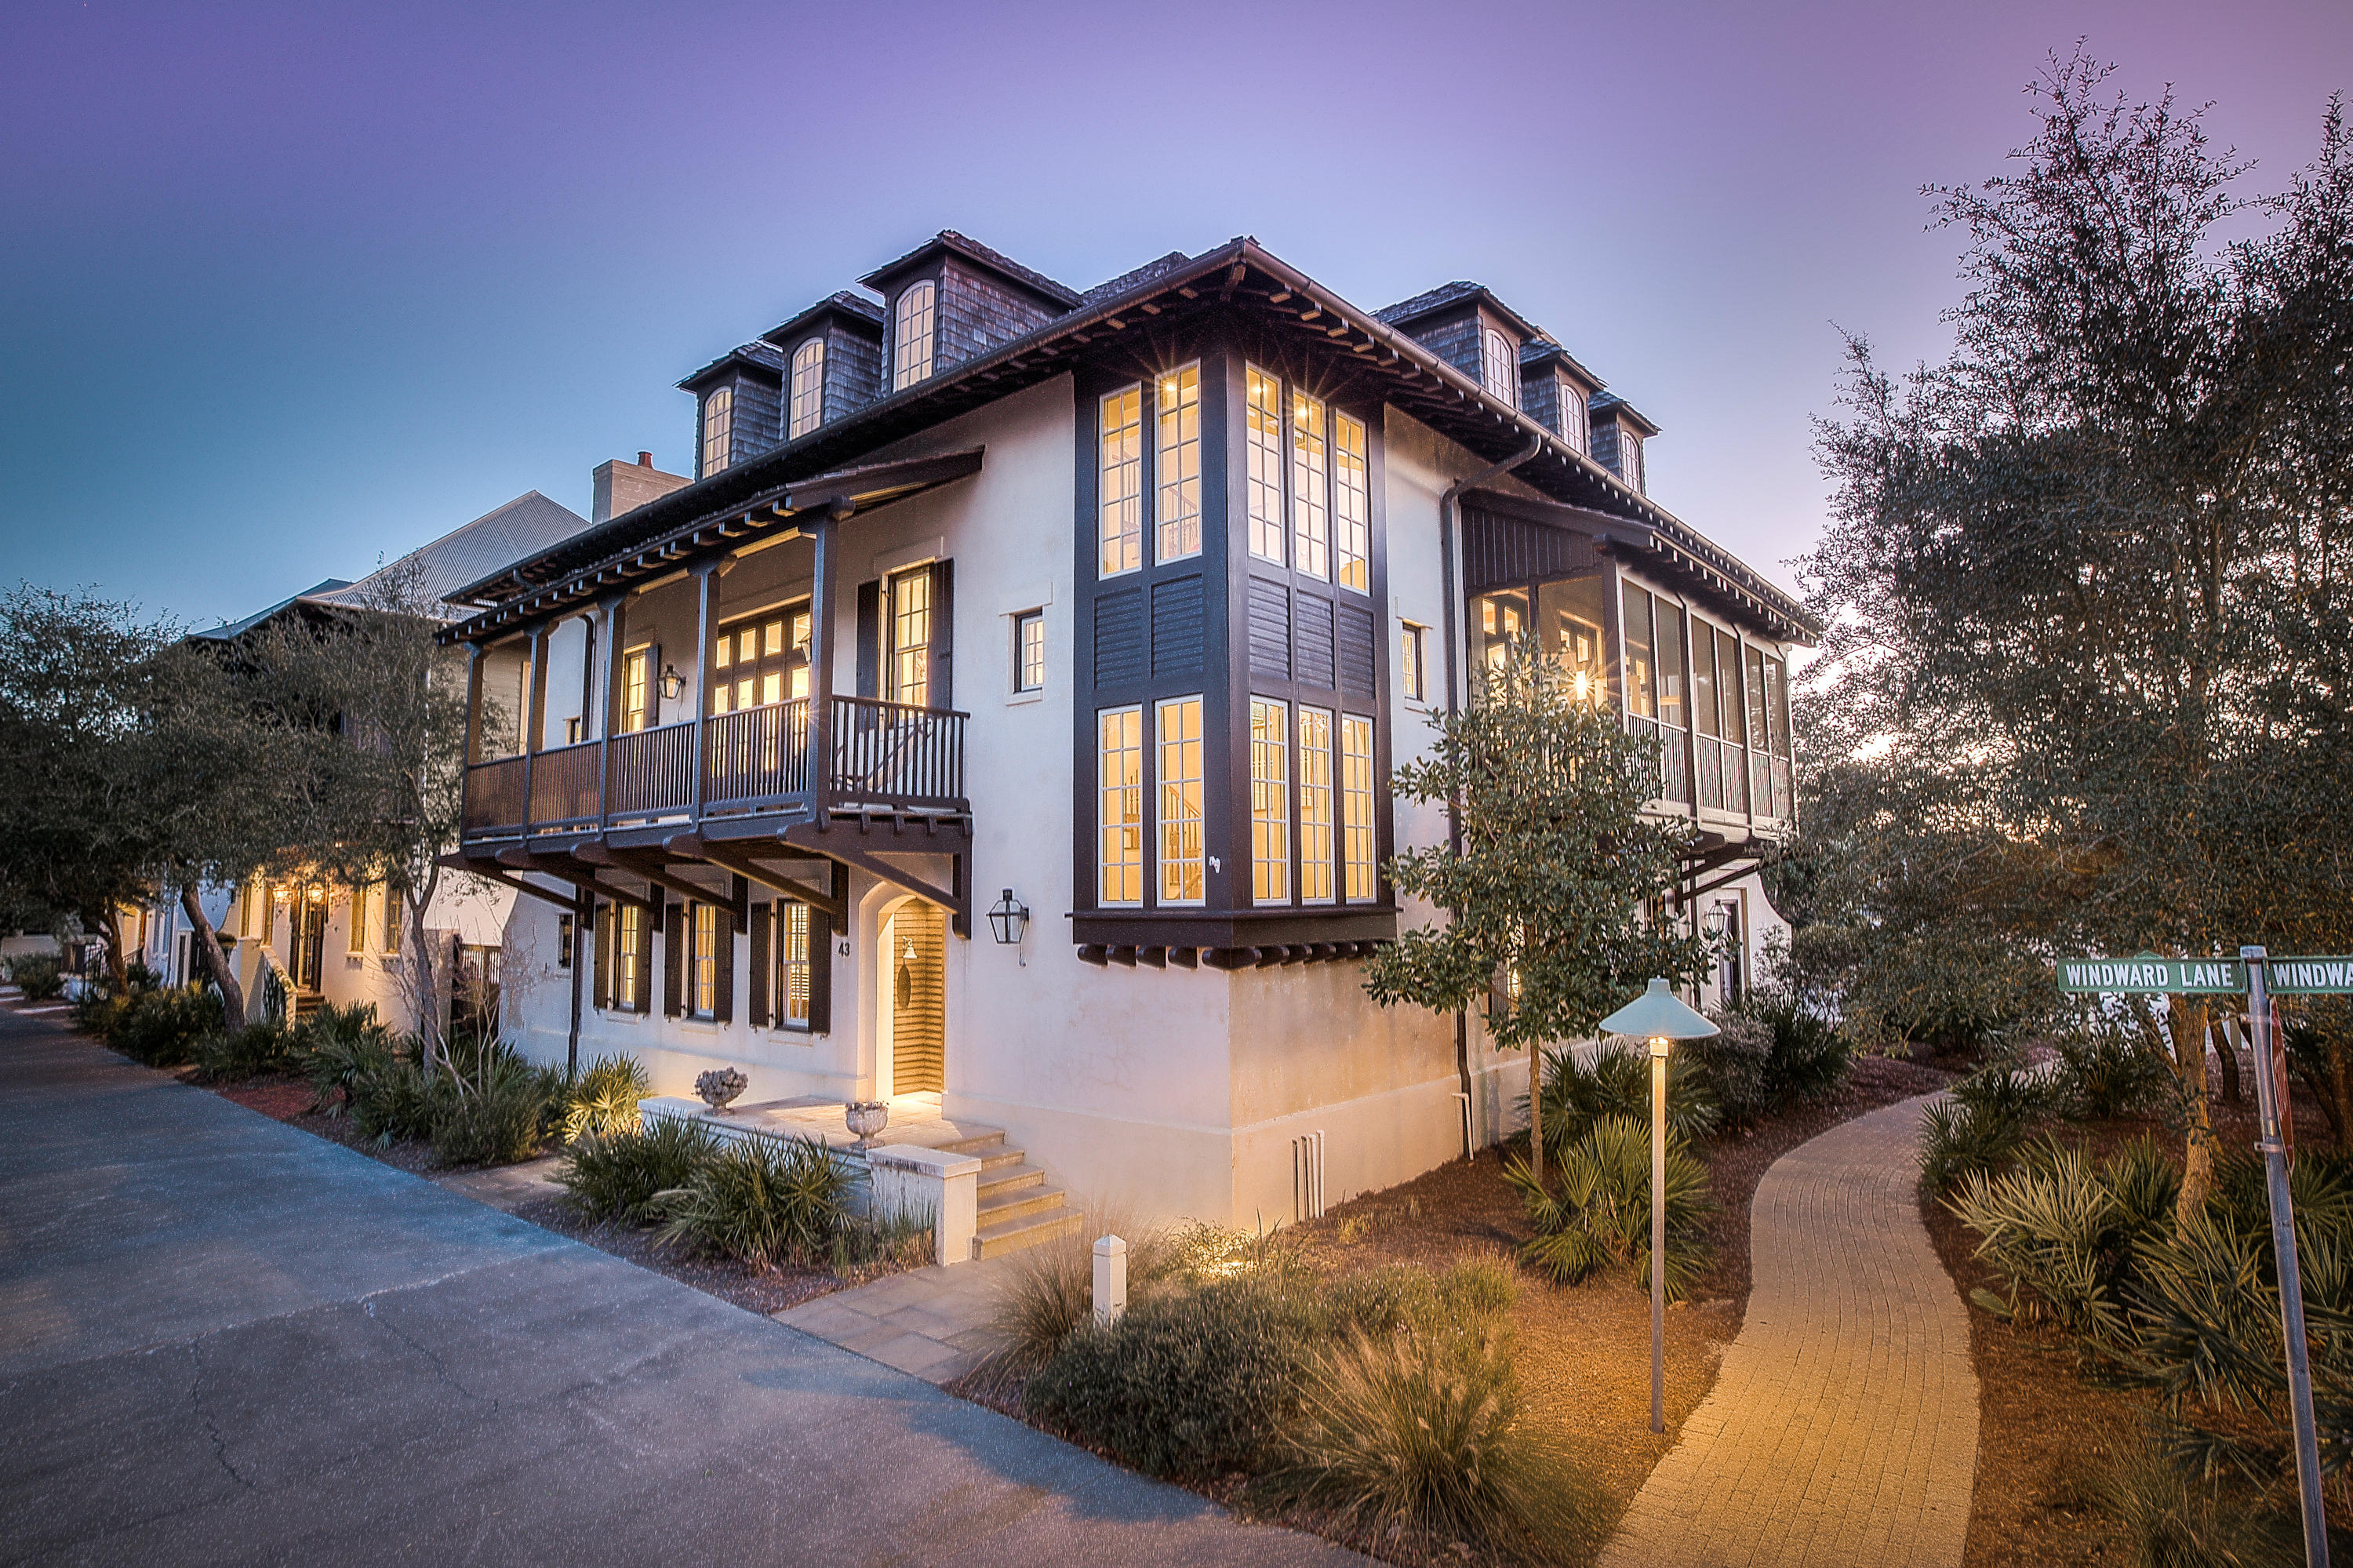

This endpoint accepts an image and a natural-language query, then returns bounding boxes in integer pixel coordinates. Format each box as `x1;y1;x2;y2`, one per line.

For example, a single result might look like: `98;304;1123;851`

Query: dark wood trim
436;855;587;914
1068;905;1397;950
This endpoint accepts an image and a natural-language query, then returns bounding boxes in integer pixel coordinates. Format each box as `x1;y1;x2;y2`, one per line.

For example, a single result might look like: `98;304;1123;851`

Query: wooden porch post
521;624;548;831
807;510;839;822
689;565;720;820
600;595;627;826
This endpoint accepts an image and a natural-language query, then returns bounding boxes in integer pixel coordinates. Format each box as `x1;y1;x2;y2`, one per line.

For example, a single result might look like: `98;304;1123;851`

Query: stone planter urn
694;1068;748;1113
845;1099;890;1150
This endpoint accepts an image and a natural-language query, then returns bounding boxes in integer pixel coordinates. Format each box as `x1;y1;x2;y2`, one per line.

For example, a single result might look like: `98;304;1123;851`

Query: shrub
1947;1138;2168;1344
1254;1323;1600;1563
2050;1022;2172;1121
1918;1061;2055;1193
830;1207;936;1279
429;1050;564;1166
1534;1043;1719;1158
194;1021;302;1082
1506;1115;1713;1300
558;1117;720;1224
2095;1427;2299;1568
1686;1008;1777;1129
1025;1276;1316;1479
350;1053;437;1144
562;1054;649;1144
307;1027;405;1117
1318;1260;1517;1342
92;984;226;1067
12;955;64;1001
1167;1217;1305;1286
654;1130;848;1268
1745;988;1851;1104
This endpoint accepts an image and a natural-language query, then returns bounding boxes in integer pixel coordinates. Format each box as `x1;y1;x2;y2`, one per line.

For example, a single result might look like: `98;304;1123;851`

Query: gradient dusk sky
5;0;2348;628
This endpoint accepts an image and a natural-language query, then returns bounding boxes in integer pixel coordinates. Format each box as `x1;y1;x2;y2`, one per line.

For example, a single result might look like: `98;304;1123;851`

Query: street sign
2270;957;2353;995
2057;955;2247;993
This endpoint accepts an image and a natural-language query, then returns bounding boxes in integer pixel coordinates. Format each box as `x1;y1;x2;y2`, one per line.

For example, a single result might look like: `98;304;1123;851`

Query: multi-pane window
700;386;734;477
788;339;825;438
623;648;652;732
1333;413;1370;591
1155;697;1205;904
1340;715;1375;901
384;886;402;953
1097;707;1144;905
892;280;936;391
1290;391;1329;580
1249;698;1289;903
776;900;813;1026
1155;364;1202;562
689;903;718;1019
1621;582;1657;719
1099;385;1143;576
1481;328;1517;404
890;571;932;707
1623;431;1645;493
616;902;643;1009
711;609;809;712
1562;384;1589;454
557;912;573;970
1245;366;1285;562
1297;706;1335;903
1401;622;1427;703
348;886;369;953
1014;610;1046;693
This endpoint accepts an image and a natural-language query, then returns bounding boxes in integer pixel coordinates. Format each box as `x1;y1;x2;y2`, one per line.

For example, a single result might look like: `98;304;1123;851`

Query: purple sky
5;0;2347;627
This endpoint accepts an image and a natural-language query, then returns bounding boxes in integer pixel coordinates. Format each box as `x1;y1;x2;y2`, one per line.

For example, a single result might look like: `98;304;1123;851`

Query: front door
886;900;945;1094
291;890;329;991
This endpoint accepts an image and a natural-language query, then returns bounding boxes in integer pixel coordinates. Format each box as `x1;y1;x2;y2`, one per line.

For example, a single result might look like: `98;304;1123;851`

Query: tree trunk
94;904;129;991
178;882;245;1031
2209;1016;2242;1108
2169;995;2215;1222
1527;1043;1545;1192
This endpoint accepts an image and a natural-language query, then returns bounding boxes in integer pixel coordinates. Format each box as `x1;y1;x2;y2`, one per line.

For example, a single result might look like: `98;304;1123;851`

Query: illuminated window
616;903;643;1009
1340;715;1376;901
777;900;812;1026
1155;363;1202;562
1250;698;1289;903
1480;328;1516;403
789;338;825;438
1401;622;1427;703
623;648;651;733
892;280;936;390
1334;412;1369;591
1298;706;1334;904
1099;385;1143;577
700;385;734;477
384;887;402;953
1245;365;1285;562
689;903;718;1019
1097;707;1144;906
1291;390;1329;580
889;570;932;707
348;886;370;953
1156;697;1204;904
1621;581;1657;719
1014;610;1046;693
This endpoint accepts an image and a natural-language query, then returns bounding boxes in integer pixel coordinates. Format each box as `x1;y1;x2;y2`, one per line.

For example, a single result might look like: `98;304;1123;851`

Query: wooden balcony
460;695;968;842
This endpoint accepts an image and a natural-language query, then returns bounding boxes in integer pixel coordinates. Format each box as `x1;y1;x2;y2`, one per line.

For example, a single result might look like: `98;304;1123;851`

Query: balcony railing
1626;715;1788;828
460;695;967;841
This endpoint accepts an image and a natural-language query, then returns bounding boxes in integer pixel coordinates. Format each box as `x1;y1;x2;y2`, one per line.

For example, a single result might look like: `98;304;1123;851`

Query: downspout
1438;434;1544;1158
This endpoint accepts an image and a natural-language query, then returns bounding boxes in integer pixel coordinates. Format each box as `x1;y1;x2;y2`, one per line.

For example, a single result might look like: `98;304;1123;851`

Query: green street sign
2057;955;2247;994
2270;957;2353;995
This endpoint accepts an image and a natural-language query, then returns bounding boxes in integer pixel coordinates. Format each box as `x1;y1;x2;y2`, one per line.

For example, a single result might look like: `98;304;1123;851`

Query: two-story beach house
440;233;1817;1246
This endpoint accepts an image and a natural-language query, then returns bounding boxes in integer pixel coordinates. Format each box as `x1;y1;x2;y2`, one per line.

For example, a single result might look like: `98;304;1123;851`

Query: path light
985;889;1029;946
1598;977;1718;1435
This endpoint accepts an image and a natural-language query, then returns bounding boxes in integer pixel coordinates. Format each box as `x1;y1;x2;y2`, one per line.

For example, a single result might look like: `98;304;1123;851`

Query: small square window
557;913;574;970
1014;610;1046;693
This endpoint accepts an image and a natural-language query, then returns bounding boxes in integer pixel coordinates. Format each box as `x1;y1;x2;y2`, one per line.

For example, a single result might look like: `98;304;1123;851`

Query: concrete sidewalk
0;1010;1358;1566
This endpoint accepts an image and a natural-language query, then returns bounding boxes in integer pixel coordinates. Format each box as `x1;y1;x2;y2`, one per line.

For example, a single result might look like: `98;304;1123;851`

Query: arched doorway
882;899;946;1095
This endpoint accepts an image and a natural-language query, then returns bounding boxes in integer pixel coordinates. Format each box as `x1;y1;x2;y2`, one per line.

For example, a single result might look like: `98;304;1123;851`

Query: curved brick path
1598;1093;1979;1568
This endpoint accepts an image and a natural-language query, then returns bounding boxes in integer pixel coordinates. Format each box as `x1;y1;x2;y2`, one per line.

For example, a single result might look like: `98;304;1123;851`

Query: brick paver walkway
1599;1093;1979;1568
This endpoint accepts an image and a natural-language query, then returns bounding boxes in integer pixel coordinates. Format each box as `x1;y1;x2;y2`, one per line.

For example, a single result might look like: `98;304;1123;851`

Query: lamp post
1598;977;1719;1434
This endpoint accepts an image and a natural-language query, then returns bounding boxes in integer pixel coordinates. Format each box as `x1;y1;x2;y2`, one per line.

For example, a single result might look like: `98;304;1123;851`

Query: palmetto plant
1505;1115;1712;1299
654;1130;847;1269
562;1053;650;1144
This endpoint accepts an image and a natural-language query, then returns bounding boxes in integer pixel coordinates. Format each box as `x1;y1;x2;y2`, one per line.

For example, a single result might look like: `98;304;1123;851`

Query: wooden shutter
592;902;611;1010
662;902;683;1017
807;906;833;1035
633;902;654;1012
713;910;734;1024
929;558;954;708
747;900;772;1027
856;580;880;698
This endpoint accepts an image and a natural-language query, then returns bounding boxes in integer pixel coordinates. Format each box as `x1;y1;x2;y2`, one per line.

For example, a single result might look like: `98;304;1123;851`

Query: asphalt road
0;1008;1356;1566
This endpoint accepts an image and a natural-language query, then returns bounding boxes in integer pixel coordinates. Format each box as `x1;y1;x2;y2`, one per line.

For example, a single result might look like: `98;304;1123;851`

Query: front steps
940;1128;1084;1260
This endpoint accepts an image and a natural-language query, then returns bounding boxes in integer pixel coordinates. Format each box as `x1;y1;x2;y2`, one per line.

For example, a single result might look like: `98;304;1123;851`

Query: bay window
1340;715;1376;901
1155;364;1202;562
1298;706;1335;903
1291;391;1329;580
1097;707;1144;906
1099;385;1143;576
1250;698;1289;903
1245;366;1285;562
1334;413;1370;591
1156;697;1205;904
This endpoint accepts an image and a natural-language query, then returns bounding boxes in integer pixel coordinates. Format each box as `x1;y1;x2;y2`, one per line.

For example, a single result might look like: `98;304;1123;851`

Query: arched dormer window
700;385;734;477
788;338;825;438
892;280;937;391
1562;383;1589;454
1479;326;1516;405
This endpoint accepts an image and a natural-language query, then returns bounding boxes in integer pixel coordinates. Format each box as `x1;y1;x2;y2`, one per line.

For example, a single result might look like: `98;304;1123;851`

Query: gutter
1438;433;1544;1159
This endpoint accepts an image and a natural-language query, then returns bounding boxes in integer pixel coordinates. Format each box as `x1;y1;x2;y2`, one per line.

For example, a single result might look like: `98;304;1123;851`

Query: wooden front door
887;900;945;1094
290;891;329;991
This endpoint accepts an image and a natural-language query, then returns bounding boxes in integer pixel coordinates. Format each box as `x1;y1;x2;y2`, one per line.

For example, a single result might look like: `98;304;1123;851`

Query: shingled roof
860;229;1082;307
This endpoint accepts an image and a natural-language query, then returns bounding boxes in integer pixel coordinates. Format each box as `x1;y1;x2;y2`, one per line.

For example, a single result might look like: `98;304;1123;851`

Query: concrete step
976;1179;1067;1228
934;1129;1007;1158
976;1162;1046;1199
977;1146;1029;1175
972;1206;1085;1261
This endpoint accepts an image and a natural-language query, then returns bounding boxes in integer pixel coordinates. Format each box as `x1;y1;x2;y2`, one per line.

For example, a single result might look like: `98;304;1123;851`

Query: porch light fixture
1701;905;1731;939
659;664;686;701
986;889;1029;946
1596;978;1718;1436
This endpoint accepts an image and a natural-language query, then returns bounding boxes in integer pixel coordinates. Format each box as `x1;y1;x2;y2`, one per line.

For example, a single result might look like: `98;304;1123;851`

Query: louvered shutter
713;911;734;1024
929;558;954;708
807;907;833;1035
591;903;610;1010
748;900;772;1027
663;902;683;1017
855;580;881;698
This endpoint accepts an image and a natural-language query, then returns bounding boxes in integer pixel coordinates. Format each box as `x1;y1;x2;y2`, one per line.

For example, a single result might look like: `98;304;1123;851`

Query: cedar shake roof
677;340;786;391
1590;391;1661;437
1373;281;1545;343
1519;337;1606;394
758;290;886;347
443;238;1815;646
1082;251;1193;303
859;229;1082;308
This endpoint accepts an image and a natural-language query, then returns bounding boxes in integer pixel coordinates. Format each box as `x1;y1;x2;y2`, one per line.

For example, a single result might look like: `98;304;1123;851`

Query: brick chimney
592;452;690;525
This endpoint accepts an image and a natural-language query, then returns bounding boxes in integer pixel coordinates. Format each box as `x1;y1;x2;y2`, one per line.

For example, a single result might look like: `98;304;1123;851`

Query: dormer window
1623;431;1646;493
1480;327;1517;403
788;339;825;438
1562;384;1589;454
892;280;937;391
700;386;733;477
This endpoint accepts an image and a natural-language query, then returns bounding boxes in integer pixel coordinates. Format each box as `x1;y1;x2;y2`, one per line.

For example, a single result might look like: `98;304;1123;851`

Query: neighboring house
439;231;1819;1237
139;492;591;1034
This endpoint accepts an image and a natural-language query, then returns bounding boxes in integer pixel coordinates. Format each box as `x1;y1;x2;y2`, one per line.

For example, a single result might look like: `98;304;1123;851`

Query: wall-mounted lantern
659;664;686;702
1701;904;1731;939
986;889;1030;947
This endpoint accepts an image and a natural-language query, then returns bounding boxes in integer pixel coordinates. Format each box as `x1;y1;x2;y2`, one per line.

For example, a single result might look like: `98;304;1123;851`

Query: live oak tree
1364;633;1715;1190
1802;53;2353;1215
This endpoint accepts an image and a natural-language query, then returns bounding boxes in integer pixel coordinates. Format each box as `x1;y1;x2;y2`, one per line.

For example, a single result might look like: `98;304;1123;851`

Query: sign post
2244;947;2329;1568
